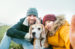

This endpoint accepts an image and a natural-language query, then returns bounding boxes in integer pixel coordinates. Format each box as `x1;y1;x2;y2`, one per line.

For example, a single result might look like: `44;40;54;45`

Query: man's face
27;15;37;25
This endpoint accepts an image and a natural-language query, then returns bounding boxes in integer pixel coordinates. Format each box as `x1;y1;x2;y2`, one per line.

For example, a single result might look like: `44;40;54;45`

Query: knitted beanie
26;8;38;17
43;14;56;25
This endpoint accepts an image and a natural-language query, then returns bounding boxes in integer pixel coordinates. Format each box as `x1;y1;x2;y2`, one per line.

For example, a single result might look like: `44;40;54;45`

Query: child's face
45;20;54;31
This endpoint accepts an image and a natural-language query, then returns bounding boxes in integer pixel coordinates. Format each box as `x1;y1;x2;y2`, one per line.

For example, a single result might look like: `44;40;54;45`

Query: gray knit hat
26;8;38;17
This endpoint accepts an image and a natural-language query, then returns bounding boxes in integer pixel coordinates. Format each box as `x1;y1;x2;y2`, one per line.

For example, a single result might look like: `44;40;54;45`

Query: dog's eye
32;28;34;30
38;28;41;30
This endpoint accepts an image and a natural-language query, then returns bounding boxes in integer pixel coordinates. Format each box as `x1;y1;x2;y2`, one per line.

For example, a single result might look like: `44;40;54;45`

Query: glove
24;33;31;41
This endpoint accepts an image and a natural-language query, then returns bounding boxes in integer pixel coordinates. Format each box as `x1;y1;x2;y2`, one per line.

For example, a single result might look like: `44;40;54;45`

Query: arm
6;18;27;39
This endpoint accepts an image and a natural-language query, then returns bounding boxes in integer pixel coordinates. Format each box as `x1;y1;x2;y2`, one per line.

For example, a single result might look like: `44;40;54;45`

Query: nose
32;32;36;36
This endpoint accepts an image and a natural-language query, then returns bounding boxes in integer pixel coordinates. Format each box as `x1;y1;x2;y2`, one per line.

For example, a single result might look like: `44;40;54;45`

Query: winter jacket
6;17;42;39
6;17;29;39
47;21;71;49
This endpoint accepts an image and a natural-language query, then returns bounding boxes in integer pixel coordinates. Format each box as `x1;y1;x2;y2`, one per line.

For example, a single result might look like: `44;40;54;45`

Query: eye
32;28;34;30
38;28;41;30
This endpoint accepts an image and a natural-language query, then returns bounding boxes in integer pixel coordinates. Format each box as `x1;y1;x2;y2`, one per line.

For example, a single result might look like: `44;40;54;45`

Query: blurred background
0;0;75;25
0;0;75;49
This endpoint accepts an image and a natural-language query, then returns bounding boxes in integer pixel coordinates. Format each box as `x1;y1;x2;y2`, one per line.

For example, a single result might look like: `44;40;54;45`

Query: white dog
29;24;46;49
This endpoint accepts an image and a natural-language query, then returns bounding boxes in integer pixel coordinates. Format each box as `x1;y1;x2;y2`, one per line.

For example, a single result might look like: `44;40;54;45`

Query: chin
30;23;35;25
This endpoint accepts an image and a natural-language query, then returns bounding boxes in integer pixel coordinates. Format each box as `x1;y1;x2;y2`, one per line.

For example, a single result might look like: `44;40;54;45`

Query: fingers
24;33;31;41
71;15;75;32
70;15;75;49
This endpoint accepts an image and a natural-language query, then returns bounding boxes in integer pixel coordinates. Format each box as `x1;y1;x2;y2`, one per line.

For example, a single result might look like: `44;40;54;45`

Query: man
0;8;39;49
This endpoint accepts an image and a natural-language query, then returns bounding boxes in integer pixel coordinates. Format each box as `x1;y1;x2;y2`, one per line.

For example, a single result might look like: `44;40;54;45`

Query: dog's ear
36;18;41;24
41;25;46;38
29;26;32;38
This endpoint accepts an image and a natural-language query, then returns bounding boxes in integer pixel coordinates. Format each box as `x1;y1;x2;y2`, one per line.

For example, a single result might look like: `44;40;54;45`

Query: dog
29;24;47;49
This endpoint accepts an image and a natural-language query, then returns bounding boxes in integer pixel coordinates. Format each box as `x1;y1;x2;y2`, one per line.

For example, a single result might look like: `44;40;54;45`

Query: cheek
27;17;31;21
45;22;50;26
45;23;50;28
33;17;36;19
36;31;41;35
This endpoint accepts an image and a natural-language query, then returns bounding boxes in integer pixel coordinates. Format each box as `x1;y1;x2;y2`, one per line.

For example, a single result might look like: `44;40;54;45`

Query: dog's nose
32;32;35;36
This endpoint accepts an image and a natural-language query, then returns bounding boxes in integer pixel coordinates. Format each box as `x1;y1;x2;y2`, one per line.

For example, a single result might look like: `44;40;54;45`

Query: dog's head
29;24;46;39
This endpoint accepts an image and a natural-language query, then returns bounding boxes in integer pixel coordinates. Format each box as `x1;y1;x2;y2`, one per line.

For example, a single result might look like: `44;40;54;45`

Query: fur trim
55;15;66;26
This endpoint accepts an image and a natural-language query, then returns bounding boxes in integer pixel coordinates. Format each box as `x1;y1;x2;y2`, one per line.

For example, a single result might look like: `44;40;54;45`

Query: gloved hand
24;33;31;41
70;15;75;49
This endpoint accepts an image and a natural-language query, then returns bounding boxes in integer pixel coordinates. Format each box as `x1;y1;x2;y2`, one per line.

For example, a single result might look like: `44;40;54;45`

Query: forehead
32;24;42;28
46;20;53;22
45;21;53;24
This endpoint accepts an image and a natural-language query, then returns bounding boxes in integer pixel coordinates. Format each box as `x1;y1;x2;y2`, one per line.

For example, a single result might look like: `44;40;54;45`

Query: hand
35;17;41;24
24;33;31;41
27;16;38;22
70;15;75;49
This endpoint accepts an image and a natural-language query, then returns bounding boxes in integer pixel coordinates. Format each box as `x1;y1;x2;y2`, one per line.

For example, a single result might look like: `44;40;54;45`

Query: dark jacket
6;17;42;39
7;17;29;39
6;17;42;44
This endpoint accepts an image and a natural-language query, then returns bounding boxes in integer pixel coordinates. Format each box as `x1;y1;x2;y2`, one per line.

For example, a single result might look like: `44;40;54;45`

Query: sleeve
6;18;27;39
59;25;71;49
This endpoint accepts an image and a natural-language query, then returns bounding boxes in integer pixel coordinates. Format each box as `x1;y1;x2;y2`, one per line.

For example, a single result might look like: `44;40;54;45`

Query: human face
45;20;54;31
27;15;37;25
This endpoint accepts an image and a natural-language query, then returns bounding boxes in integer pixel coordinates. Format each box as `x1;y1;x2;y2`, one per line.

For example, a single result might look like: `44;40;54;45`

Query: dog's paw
24;33;31;41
